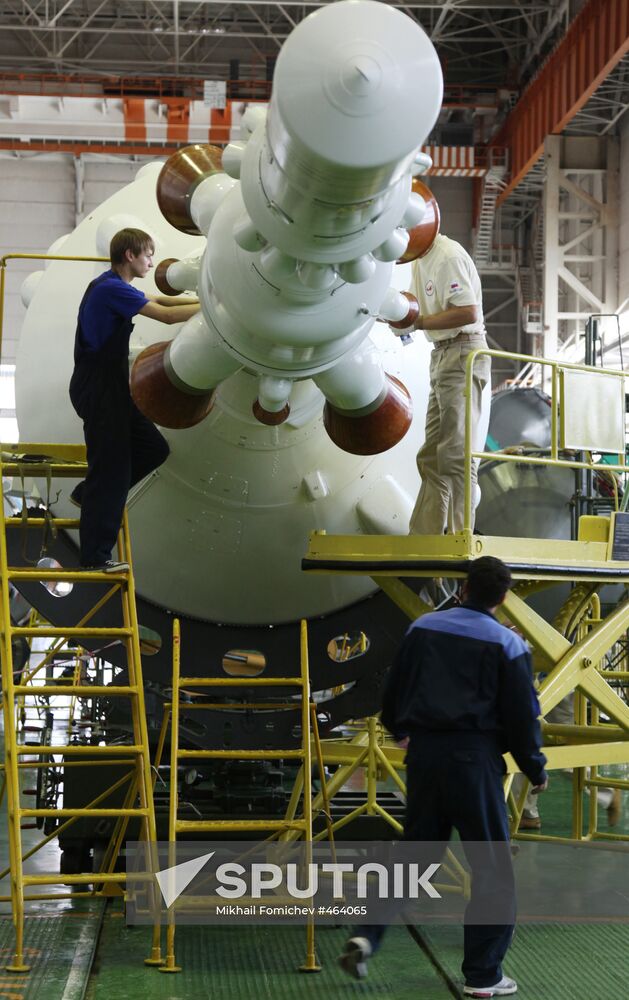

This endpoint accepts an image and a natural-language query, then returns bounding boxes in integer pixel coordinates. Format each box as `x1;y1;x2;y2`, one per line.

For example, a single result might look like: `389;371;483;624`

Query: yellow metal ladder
0;443;162;972
158;617;320;974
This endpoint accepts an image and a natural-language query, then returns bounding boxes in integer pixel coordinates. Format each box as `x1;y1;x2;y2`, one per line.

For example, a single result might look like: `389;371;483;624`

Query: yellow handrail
0;253;108;361
463;348;628;532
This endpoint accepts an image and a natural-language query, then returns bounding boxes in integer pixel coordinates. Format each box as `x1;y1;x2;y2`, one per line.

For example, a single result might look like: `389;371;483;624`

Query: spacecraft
10;2;505;860
16;0;443;629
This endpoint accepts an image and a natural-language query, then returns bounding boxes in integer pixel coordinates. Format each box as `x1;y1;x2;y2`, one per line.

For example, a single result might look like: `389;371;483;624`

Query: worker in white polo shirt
395;192;491;535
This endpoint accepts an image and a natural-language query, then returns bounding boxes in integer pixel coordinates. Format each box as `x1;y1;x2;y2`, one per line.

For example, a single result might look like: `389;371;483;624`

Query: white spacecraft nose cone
273;1;442;168
342;56;382;95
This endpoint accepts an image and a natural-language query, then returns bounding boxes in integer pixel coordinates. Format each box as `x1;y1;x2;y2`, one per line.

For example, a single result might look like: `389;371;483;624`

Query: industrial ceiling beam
0;0;568;86
495;0;629;205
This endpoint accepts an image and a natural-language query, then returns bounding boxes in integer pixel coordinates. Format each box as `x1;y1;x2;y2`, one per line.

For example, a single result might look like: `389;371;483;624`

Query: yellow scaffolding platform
156;617;321;974
303;349;629;844
0;443;162;972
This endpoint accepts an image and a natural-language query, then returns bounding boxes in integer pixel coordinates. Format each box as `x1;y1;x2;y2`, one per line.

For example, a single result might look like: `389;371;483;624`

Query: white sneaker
338;937;372;980
80;560;130;574
463;976;518;997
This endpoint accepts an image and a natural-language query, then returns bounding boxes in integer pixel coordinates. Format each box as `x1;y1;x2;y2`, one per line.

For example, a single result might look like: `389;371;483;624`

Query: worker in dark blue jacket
69;227;200;571
339;556;547;998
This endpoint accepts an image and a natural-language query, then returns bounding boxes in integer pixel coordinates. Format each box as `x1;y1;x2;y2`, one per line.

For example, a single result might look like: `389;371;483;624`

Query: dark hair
110;228;155;266
466;556;512;608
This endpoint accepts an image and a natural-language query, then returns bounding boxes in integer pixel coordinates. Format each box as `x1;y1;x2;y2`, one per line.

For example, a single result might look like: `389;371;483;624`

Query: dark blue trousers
70;360;169;566
361;732;515;988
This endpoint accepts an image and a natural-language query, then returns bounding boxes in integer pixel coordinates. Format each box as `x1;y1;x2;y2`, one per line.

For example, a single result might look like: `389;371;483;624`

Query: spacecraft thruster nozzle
156;144;225;235
131;340;215;429
155;256;202;296
397;179;441;264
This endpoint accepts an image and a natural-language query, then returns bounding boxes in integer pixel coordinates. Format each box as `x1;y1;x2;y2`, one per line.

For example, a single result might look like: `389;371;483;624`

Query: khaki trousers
409;334;490;535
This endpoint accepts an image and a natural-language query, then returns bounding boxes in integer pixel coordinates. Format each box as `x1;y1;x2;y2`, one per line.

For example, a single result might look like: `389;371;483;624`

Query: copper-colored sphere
389;292;420;330
397;178;440;264
130;341;214;429
156;144;224;235
252;400;291;426
154;258;179;296
323;374;412;456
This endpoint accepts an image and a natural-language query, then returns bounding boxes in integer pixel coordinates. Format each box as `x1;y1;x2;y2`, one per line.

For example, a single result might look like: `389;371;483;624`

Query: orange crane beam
495;0;629;205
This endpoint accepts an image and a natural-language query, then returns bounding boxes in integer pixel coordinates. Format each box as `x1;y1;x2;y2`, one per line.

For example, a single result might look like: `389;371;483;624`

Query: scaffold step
5;518;80;528
175;818;307;833
1;463;88;477
21;808;149;817
9;567;126;580
16;744;144;756
16;759;135;769
177;748;304;760
23;873;129;886
13;684;139;697
178;676;303;687
175;701;298;711
12;626;133;638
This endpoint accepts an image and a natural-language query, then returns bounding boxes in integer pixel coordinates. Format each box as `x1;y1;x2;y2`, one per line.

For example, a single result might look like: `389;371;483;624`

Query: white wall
430;176;518;359
430;177;473;250
82;157;158;217
0;154;75;368
0;153;156;369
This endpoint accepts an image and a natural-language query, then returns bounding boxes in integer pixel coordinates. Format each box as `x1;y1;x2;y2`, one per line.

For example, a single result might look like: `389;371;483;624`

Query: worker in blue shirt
339;556;547;998
69;227;200;571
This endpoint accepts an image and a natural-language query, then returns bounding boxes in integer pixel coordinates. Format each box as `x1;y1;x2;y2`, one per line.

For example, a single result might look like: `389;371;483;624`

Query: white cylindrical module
154;254;203;295
138;0;443;446
194;185;394;377
239;0;443;264
314;342;387;412
167;312;242;390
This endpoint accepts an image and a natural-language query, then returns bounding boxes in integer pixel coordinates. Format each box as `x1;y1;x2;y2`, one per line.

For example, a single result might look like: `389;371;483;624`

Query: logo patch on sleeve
450;281;461;291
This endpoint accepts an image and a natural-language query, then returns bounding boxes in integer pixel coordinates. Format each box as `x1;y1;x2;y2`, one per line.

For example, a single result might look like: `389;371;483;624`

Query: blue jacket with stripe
381;602;547;786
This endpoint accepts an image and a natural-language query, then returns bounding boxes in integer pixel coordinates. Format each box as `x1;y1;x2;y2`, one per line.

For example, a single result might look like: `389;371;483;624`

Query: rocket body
16;1;446;625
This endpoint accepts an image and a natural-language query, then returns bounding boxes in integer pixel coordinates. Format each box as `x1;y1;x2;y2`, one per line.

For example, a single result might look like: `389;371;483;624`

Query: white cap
272;0;442;170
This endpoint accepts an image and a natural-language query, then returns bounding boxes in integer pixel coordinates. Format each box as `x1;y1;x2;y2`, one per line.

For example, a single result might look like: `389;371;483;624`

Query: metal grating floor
0;904;104;1000
85;913;455;999
419;922;629;1000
